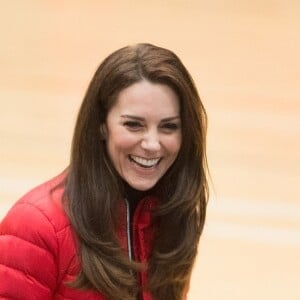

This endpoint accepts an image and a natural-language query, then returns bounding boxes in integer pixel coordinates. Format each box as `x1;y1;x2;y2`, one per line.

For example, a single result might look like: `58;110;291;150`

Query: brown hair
64;43;208;300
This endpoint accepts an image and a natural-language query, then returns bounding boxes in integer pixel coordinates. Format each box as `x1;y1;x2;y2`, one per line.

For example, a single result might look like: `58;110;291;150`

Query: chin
131;185;153;192
129;181;157;192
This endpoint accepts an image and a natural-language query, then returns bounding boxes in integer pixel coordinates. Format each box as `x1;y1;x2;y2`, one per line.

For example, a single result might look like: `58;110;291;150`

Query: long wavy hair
64;43;208;300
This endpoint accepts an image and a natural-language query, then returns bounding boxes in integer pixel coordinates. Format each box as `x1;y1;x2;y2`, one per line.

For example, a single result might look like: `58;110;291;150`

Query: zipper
124;198;141;300
124;198;133;261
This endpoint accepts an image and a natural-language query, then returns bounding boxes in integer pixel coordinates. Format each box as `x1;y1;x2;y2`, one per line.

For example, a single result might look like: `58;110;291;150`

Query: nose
141;130;161;152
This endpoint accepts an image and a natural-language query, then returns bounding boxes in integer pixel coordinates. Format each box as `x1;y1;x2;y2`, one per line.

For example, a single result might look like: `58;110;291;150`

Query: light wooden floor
1;1;299;299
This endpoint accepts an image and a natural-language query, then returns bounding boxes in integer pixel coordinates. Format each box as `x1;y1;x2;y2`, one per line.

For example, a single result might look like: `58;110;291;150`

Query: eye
161;122;180;132
123;121;143;131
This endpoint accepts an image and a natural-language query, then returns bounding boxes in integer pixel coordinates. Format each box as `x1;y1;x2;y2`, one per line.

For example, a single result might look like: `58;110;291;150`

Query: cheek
107;129;138;154
164;133;182;156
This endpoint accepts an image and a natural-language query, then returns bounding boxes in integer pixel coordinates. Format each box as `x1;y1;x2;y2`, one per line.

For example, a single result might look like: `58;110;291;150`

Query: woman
0;43;208;300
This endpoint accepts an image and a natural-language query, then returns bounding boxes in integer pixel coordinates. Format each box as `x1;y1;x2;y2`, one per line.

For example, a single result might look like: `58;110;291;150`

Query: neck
123;181;148;204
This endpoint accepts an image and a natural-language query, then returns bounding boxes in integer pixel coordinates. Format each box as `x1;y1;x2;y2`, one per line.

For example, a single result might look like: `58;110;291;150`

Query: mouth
129;155;161;168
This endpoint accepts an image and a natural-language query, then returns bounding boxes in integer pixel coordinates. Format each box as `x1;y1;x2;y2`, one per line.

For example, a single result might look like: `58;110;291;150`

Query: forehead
111;80;180;117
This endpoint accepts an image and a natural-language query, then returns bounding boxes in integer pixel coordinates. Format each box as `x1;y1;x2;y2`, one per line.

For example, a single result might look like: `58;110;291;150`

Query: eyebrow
120;114;180;122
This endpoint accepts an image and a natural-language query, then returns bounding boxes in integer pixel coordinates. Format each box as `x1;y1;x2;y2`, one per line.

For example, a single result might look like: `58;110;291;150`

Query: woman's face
104;80;182;191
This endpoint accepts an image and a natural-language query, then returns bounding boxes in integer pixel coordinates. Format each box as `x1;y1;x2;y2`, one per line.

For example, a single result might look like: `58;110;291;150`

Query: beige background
1;1;299;299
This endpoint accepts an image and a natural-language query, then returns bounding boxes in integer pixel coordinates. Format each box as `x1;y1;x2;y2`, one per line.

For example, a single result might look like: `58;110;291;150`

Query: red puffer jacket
0;173;158;299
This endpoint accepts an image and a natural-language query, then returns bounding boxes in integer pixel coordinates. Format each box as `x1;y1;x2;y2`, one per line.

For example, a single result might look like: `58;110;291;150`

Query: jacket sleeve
0;201;58;299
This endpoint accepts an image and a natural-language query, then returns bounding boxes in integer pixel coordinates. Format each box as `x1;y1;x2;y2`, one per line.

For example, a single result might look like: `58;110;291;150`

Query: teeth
130;155;160;167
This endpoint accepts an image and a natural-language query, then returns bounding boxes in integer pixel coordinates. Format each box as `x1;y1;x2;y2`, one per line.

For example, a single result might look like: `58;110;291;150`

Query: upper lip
130;154;160;160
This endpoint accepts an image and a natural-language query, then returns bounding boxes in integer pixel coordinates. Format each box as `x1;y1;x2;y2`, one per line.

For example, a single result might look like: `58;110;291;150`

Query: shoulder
0;172;73;296
0;172;70;251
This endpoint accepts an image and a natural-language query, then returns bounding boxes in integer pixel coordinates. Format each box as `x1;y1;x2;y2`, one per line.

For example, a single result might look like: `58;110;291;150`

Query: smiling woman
0;43;208;300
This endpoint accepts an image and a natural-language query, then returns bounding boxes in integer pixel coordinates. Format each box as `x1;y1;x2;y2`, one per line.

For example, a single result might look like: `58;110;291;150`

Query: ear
99;123;107;140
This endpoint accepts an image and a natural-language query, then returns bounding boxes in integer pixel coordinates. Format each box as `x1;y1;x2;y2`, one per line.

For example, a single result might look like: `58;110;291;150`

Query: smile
129;155;161;168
